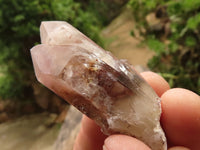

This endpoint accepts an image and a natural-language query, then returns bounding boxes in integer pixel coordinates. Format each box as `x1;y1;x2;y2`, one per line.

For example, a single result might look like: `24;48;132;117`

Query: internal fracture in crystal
31;21;167;150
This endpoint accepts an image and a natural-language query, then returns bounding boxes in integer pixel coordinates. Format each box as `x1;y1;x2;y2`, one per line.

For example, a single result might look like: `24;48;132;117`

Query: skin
73;71;200;150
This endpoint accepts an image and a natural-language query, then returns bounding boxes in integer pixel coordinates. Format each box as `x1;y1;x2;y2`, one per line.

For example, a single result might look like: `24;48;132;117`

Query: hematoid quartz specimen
31;21;167;150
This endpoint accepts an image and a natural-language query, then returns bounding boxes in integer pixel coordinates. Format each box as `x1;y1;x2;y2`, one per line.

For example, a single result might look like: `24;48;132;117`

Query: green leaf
187;13;200;30
185;36;197;47
167;1;182;15
14;14;25;22
145;0;157;10
169;78;174;88
168;42;179;53
147;38;165;54
181;0;200;12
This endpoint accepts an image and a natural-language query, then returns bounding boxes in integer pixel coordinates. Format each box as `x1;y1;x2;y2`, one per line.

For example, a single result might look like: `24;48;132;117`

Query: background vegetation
128;0;200;94
0;0;110;101
0;0;199;112
0;0;127;118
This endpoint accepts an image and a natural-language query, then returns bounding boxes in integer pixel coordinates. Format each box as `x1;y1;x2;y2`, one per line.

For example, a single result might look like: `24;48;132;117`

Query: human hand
73;71;200;150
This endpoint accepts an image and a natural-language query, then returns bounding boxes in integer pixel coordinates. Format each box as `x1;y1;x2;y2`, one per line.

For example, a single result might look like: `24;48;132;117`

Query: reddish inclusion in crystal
31;21;167;150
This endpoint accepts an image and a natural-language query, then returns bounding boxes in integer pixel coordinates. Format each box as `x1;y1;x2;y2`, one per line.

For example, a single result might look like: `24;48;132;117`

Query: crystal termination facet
31;21;167;150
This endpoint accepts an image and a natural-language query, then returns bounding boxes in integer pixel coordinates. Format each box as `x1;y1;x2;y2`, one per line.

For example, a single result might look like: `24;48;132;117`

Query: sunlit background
0;0;199;150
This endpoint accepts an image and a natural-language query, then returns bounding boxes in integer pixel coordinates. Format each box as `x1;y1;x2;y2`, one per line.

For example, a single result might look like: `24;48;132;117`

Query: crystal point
31;21;167;150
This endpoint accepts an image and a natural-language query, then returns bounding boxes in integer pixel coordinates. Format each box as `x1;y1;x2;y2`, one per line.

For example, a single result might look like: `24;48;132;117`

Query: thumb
103;135;151;150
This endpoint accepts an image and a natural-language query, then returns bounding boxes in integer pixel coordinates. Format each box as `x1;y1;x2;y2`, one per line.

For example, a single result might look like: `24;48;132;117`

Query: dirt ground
0;113;59;150
102;9;154;67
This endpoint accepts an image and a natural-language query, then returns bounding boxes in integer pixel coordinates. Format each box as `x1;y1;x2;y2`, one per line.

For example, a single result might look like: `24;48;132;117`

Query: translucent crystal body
31;21;167;150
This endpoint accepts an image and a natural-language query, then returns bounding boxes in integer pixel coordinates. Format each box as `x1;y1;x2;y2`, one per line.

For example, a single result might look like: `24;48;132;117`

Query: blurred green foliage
128;0;200;94
76;0;128;25
0;0;106;100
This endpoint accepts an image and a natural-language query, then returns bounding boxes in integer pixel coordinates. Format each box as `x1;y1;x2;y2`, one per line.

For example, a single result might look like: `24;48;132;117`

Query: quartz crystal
31;21;167;150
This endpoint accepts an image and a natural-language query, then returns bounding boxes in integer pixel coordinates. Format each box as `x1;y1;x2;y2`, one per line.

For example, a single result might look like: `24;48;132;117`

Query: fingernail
103;145;108;150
